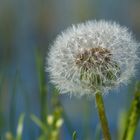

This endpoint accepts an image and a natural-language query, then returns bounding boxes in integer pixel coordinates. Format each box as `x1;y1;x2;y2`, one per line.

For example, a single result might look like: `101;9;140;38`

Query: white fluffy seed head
46;20;139;97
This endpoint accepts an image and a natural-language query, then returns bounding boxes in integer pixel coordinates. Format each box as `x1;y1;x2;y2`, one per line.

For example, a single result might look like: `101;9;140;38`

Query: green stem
95;91;111;140
72;131;77;140
122;82;140;140
36;49;47;123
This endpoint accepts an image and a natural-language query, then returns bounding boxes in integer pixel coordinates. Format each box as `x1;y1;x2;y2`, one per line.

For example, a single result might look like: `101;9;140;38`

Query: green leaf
16;113;25;140
30;114;47;132
72;131;77;140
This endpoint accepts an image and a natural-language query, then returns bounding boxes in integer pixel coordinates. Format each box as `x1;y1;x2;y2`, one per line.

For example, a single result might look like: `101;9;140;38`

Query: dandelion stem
122;82;140;140
95;91;111;140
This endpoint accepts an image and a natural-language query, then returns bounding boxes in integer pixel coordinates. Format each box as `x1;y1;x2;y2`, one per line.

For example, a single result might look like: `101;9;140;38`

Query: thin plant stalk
53;88;74;136
36;49;47;123
122;82;140;140
95;91;111;140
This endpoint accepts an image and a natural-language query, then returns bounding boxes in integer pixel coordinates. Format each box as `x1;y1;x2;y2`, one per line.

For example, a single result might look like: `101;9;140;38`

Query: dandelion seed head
47;20;139;97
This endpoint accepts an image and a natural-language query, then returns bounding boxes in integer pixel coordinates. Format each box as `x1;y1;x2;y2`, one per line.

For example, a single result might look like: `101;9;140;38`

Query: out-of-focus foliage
5;114;25;140
0;0;140;140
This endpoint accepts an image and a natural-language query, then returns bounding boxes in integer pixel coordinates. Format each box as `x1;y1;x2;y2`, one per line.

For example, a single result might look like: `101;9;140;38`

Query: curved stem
95;92;111;140
122;82;140;140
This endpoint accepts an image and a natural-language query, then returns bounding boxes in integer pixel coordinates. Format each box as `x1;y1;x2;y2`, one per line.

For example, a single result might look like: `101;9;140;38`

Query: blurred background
0;0;140;140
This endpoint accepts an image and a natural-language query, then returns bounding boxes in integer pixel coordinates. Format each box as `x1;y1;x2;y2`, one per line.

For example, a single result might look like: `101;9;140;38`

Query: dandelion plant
47;20;139;140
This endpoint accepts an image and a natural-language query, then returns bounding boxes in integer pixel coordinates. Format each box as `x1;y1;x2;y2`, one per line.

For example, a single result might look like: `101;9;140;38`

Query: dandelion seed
47;20;139;97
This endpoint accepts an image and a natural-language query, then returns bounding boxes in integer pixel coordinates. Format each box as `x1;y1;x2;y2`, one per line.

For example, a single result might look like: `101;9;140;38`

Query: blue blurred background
0;0;140;140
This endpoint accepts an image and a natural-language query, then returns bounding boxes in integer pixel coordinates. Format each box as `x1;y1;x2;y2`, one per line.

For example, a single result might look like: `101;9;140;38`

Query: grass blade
16;113;25;140
30;114;47;132
72;131;77;140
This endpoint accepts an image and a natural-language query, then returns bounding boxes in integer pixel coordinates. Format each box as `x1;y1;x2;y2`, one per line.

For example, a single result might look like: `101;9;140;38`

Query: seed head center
75;47;112;70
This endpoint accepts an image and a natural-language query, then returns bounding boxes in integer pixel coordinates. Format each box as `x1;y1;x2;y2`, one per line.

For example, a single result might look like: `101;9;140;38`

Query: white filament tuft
47;20;139;97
